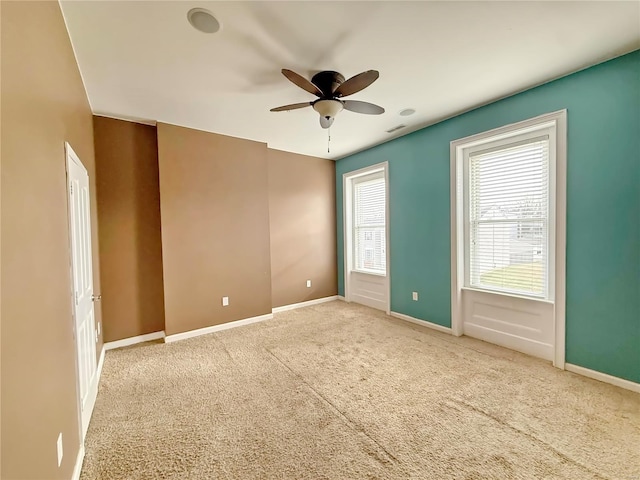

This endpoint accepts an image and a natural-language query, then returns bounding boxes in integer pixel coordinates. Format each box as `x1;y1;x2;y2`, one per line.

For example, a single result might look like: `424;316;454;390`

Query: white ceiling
60;1;640;160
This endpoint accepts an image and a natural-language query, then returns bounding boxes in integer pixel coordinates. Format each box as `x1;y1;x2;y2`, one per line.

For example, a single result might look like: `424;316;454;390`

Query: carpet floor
81;301;640;479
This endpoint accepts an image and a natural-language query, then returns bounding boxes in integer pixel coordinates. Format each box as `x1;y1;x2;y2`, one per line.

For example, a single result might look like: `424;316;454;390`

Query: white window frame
343;162;390;310
450;110;567;368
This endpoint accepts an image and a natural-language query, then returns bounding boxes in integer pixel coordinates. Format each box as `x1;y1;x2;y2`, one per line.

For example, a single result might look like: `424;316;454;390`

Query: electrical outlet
57;433;63;467
222;296;229;307
412;292;418;301
306;280;312;288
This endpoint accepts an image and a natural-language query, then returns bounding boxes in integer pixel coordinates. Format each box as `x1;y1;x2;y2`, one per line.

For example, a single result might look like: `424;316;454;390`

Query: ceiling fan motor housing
311;71;346;97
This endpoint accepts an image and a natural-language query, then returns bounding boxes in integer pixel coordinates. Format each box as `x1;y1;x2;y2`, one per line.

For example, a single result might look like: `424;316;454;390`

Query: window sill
352;269;387;277
461;286;554;305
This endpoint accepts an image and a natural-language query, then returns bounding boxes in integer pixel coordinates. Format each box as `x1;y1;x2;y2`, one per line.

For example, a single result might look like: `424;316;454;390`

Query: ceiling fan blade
343;100;385;115
281;69;323;97
270;102;312;112
334;70;379;97
320;116;334;129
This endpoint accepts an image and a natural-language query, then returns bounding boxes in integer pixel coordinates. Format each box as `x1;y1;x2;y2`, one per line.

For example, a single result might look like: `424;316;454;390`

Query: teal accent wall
336;51;640;383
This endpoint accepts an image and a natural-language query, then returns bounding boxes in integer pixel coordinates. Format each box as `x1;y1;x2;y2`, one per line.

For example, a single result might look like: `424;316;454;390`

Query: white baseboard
565;363;640;393
337;295;346;301
96;347;105;382
164;313;273;343
272;295;338;313
71;444;85;480
390;311;453;334
103;331;165;350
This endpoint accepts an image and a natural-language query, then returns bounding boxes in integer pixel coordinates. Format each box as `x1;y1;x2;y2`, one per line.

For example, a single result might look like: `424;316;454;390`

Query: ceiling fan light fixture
313;99;343;119
270;70;384;132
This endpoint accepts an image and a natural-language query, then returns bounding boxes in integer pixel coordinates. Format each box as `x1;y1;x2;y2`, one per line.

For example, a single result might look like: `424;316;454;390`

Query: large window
464;128;555;299
353;172;386;274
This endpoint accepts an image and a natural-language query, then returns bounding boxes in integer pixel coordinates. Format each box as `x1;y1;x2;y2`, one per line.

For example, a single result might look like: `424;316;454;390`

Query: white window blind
468;137;549;297
354;174;386;273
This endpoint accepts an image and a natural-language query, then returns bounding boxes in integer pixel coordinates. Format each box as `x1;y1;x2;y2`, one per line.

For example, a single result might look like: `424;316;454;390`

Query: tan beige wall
157;123;272;335
268;149;337;307
93;120;337;339
93;117;165;342
1;2;102;478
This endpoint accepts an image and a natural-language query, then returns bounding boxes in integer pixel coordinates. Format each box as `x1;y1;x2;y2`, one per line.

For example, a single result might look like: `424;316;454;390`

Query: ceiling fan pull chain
327;126;331;153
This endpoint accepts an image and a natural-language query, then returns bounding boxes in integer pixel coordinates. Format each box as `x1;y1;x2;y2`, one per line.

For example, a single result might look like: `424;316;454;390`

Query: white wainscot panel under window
350;271;387;312
462;288;554;360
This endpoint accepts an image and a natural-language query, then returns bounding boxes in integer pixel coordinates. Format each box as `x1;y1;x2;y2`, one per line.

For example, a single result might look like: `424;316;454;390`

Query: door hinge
70;183;73;195
75;291;79;304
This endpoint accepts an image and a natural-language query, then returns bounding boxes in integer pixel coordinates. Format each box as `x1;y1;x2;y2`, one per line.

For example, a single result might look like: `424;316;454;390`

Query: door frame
449;110;567;368
343;161;390;314
64;141;98;442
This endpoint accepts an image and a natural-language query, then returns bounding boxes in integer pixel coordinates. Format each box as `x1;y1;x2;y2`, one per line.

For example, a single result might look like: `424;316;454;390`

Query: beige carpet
81;301;640;479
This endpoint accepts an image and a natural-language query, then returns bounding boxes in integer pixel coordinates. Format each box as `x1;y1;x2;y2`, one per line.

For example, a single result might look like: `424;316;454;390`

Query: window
463;127;556;299
353;173;386;274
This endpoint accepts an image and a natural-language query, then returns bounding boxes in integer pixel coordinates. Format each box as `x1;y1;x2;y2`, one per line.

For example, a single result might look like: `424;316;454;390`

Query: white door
344;163;390;313
66;143;99;439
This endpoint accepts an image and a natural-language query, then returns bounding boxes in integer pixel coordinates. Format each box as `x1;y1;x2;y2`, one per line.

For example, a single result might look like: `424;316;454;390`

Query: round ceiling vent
399;108;416;117
187;8;221;34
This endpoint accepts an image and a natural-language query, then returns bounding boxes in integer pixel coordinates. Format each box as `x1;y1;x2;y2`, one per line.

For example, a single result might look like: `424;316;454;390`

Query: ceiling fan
270;69;385;129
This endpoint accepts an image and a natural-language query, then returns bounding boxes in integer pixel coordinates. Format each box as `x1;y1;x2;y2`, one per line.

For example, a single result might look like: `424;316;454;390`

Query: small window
353;173;386;274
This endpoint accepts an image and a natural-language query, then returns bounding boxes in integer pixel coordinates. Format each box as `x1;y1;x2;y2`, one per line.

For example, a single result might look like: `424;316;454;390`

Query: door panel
66;144;98;439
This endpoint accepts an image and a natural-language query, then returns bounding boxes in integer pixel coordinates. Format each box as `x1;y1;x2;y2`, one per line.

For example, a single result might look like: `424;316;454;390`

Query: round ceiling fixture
187;8;221;34
399;108;416;117
313;99;344;119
